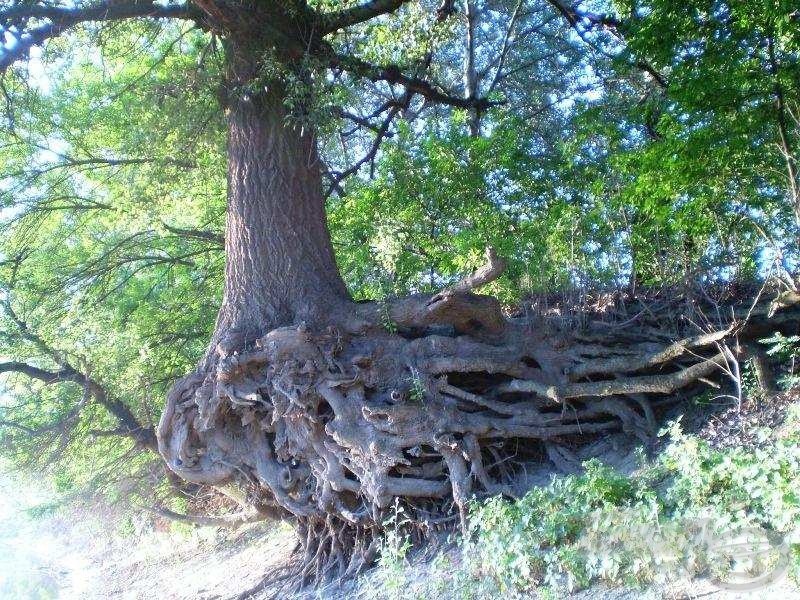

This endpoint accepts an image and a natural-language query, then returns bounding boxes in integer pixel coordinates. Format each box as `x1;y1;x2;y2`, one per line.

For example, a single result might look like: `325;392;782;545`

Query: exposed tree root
157;274;800;586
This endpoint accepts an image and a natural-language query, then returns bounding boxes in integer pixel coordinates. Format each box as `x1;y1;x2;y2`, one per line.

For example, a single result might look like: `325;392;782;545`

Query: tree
0;0;798;585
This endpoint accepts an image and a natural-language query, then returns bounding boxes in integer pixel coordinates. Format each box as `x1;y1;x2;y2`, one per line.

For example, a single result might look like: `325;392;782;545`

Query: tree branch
0;1;201;72
325;96;408;196
331;53;499;111
544;0;620;30
319;0;412;34
0;361;77;385
1;300;157;451
0;359;157;450
146;505;267;528
448;247;507;293
162;223;224;247
543;0;667;88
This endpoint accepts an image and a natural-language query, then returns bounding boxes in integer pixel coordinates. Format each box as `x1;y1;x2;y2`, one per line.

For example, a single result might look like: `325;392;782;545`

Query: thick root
157;284;800;584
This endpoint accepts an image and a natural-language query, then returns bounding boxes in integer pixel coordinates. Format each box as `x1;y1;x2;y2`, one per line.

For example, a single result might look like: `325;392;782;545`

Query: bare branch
544;0;620;30
449;247;507;293
146;505;267;528
325;96;408;196
0;361;77;384
486;0;524;95
331;105;391;134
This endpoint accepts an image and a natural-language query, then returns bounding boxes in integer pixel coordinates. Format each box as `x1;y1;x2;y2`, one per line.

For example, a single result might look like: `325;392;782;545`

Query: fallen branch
146;505;267;529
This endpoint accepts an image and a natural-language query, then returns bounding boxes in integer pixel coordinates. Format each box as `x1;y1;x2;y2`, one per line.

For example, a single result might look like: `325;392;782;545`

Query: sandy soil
91;524;296;600
0;478;297;600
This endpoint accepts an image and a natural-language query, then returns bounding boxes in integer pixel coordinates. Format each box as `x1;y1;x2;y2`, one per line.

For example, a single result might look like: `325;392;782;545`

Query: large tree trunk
214;42;350;346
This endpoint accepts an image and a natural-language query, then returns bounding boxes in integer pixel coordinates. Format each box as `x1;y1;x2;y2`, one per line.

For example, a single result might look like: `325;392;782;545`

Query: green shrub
465;419;800;594
370;415;800;598
761;333;800;390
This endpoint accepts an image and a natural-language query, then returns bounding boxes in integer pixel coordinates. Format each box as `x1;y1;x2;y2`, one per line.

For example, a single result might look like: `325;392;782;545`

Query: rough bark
214;40;351;345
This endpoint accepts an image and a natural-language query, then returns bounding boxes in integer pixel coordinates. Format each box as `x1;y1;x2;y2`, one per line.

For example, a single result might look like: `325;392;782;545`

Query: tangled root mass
157;270;800;584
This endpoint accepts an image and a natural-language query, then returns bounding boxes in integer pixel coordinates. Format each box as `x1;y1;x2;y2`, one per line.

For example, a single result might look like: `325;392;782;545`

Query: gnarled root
157;285;800;586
